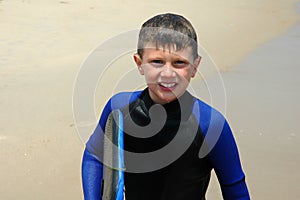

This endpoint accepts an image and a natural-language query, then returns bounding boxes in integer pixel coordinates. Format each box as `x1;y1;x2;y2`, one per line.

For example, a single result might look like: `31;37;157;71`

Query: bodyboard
102;109;125;200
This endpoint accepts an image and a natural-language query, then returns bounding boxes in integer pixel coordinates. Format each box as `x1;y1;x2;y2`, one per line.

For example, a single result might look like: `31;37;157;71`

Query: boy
82;13;250;199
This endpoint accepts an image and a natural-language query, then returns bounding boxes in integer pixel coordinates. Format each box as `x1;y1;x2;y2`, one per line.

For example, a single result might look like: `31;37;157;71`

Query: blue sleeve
82;91;141;199
82;149;103;200
208;120;250;200
194;99;250;199
85;91;141;160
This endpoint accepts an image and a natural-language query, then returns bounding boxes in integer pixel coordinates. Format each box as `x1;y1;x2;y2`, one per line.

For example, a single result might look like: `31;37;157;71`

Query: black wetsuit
82;88;250;200
123;89;211;200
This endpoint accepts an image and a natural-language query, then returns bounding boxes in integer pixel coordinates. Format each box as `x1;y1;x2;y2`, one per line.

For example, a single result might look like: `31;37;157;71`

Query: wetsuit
82;88;250;200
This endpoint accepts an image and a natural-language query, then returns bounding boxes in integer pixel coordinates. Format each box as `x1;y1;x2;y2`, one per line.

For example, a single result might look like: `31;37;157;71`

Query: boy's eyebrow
145;55;164;61
171;52;193;62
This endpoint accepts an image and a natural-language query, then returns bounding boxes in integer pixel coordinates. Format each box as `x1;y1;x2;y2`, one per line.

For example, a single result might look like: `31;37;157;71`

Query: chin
159;94;178;104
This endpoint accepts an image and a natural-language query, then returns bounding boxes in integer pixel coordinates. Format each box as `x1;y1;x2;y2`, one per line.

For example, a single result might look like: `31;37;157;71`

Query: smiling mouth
159;82;177;89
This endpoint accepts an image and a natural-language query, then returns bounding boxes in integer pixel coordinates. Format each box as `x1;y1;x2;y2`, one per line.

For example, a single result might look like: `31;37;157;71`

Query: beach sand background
0;0;299;199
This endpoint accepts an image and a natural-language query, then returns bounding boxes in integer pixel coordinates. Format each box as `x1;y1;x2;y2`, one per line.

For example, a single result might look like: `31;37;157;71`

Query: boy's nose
161;64;176;77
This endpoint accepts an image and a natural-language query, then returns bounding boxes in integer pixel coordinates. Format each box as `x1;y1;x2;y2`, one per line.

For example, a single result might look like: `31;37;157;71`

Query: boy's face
134;43;201;104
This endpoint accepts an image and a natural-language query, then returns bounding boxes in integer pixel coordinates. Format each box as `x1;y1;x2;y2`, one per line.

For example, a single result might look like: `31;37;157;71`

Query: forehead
143;42;194;61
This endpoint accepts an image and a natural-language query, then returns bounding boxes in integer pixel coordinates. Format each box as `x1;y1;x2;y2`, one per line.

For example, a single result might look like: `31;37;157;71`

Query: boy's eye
150;60;164;67
174;60;189;67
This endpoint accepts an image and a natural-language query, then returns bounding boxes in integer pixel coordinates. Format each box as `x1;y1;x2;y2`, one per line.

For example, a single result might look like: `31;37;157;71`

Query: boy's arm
81;101;110;200
194;99;250;199
81;91;142;199
208;117;250;199
82;114;109;199
82;149;103;199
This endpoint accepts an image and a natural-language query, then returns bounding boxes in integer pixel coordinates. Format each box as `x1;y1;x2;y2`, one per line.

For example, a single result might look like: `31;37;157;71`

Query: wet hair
137;13;198;59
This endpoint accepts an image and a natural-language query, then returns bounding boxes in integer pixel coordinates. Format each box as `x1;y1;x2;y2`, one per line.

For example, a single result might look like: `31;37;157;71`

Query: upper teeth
161;83;176;88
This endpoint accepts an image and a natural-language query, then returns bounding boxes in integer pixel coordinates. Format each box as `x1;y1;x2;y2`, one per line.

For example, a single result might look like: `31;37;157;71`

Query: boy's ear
191;56;201;78
133;53;144;75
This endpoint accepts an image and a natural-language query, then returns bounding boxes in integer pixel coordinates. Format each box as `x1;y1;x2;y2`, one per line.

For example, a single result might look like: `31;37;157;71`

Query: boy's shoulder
192;96;228;134
108;90;142;110
192;96;222;116
111;90;142;101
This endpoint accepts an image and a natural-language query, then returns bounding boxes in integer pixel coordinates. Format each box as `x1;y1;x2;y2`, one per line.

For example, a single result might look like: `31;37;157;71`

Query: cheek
143;66;159;78
178;68;193;79
142;69;155;83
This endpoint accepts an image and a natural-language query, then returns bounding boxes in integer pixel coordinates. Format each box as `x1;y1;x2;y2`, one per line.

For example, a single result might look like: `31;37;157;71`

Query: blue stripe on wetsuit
81;91;250;199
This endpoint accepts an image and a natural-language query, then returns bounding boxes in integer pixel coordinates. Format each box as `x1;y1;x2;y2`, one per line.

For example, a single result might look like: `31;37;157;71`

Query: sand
0;0;299;199
204;7;300;198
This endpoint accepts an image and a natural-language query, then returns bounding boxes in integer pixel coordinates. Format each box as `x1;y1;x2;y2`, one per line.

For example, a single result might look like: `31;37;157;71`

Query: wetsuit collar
139;88;195;121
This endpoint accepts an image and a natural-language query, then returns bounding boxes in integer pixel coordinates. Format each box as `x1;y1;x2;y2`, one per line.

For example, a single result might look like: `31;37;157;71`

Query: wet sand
205;4;300;199
0;0;299;199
